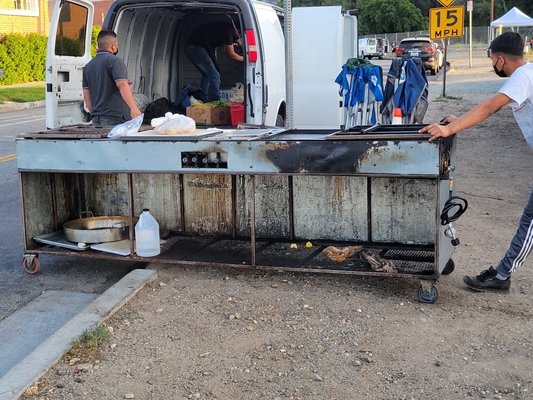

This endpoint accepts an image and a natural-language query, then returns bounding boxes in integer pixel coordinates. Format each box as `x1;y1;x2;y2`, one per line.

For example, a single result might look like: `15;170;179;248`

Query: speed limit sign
429;6;465;39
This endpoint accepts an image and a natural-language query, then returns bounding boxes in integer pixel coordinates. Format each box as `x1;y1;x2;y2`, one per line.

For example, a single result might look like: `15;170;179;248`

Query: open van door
46;0;94;129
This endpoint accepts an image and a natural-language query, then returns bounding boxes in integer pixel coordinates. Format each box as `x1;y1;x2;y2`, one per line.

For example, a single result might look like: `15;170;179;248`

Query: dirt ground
24;49;533;400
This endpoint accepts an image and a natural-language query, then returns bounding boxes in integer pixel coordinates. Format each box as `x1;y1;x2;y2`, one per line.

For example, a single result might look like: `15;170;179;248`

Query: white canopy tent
490;7;533;28
489;7;533;44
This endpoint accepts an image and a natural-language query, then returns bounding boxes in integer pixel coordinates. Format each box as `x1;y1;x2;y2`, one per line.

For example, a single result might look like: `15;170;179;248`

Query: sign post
467;0;473;68
429;0;465;97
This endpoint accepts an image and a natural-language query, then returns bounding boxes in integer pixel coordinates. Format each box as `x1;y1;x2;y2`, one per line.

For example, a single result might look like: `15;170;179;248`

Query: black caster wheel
22;254;41;274
418;284;438;304
441;259;455;276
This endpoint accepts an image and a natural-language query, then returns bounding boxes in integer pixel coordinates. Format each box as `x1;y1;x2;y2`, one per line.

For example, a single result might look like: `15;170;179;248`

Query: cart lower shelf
26;234;437;273
24;236;445;303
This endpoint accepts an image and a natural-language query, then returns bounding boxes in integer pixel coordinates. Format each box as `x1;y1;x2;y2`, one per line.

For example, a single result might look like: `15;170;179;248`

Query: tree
277;0;533;31
358;0;427;34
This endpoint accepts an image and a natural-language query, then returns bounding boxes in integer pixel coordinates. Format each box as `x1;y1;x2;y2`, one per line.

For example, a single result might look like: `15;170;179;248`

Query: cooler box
230;102;245;127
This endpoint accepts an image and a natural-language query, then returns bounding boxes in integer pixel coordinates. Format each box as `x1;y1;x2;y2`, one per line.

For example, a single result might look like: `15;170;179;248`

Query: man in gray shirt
82;30;141;127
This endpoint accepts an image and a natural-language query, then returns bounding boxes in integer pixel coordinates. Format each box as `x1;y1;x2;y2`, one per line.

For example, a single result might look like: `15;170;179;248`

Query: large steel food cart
16;125;459;303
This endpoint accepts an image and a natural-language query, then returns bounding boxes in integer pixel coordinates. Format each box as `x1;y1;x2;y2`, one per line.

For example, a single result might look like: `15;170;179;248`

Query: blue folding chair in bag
381;57;428;124
335;59;384;129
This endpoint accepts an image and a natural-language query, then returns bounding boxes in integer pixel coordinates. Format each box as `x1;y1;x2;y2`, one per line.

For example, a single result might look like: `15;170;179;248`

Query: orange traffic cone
392;107;402;125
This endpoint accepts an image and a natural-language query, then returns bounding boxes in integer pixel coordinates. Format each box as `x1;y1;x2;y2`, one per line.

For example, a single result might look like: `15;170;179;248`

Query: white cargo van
46;0;356;129
358;37;388;59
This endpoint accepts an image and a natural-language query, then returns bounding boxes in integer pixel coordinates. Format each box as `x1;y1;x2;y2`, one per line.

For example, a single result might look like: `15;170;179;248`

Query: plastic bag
152;112;196;135
133;93;150;112
229;82;245;103
107;114;144;138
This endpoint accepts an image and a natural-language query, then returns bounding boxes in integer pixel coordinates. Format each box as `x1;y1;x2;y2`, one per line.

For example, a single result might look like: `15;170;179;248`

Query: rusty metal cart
16;124;460;303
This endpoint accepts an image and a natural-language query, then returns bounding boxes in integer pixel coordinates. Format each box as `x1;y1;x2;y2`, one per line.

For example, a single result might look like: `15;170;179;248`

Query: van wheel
275;114;285;127
430;67;437;76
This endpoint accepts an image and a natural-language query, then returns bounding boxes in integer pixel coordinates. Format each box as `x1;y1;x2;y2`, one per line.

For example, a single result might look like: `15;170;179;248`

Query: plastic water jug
135;209;160;257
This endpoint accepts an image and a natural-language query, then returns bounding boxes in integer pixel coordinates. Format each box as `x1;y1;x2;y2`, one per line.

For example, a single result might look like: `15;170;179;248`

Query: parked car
395;37;444;75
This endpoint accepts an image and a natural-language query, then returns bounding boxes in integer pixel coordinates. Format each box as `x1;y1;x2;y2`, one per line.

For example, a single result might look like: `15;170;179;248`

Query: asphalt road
0;107;142;322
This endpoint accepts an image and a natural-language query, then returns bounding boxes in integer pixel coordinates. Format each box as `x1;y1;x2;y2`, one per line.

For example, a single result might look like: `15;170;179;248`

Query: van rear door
46;0;94;129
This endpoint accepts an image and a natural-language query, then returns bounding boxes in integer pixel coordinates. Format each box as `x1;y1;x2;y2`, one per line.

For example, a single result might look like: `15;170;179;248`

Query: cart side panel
236;175;290;239
84;174;129;217
132;174;182;231
437;178;455;273
292;176;368;241
21;172;79;249
183;174;232;235
371;178;436;244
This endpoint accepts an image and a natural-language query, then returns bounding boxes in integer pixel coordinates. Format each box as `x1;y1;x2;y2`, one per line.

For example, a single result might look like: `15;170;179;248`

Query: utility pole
468;0;473;68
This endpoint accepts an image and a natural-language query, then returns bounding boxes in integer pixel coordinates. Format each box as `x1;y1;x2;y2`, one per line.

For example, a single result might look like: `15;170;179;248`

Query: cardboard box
186;106;230;126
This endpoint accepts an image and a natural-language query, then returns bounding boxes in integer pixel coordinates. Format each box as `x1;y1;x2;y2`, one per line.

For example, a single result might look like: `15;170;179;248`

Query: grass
0;84;45;103
67;324;111;362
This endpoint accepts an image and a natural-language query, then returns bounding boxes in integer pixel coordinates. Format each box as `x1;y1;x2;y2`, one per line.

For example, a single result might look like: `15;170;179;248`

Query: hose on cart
441;196;468;246
441;196;468;225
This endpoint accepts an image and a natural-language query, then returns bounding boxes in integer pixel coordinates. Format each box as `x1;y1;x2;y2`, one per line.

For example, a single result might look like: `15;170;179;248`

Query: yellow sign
437;0;455;6
429;6;464;40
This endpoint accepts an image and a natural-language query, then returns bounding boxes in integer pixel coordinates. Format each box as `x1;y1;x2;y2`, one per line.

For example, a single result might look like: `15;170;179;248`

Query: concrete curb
0;268;157;400
0;100;45;113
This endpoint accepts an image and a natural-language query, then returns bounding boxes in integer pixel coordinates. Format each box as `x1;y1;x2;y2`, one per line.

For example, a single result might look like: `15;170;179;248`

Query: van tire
275;114;285;127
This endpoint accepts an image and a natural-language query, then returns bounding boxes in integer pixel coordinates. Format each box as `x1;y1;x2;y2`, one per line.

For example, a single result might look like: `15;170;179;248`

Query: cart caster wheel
417;283;438;304
441;259;455;276
22;255;41;274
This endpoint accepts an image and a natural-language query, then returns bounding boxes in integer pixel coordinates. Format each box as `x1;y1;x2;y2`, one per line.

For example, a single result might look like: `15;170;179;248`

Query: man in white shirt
420;32;533;291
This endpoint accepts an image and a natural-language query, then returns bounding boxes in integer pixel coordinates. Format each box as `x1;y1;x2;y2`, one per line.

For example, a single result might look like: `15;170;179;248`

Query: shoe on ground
463;267;511;291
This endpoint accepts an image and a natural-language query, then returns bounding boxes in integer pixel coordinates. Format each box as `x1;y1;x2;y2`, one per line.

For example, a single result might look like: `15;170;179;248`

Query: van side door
253;2;285;126
46;0;94;128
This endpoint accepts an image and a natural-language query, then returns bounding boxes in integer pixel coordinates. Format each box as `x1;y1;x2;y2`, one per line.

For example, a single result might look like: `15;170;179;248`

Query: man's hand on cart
420;115;456;142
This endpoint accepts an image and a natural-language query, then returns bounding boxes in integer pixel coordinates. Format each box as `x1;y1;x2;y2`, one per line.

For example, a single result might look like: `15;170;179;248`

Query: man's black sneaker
463;267;511;291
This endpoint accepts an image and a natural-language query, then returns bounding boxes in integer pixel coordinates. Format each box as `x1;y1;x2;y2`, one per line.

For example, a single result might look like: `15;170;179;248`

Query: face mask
492;58;507;77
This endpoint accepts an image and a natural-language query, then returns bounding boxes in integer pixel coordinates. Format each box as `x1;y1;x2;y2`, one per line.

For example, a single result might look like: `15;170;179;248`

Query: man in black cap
421;32;533;291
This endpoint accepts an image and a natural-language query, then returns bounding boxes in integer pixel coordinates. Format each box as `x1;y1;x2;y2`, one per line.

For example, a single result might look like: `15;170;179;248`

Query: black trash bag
143;97;173;123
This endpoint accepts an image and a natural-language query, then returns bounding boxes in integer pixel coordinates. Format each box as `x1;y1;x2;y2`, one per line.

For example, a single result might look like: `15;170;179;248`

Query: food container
63;212;136;243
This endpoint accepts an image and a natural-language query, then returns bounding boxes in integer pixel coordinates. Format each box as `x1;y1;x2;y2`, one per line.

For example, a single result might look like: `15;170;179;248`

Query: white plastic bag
229;82;245;103
152;112;196;135
107;114;144;138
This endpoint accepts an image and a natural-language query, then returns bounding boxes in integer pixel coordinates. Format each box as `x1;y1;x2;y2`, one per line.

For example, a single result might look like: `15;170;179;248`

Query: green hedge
0;27;101;85
0;33;47;85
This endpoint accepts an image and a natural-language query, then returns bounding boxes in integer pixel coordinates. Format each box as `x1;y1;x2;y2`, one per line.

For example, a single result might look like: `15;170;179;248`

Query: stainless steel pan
63;212;136;243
